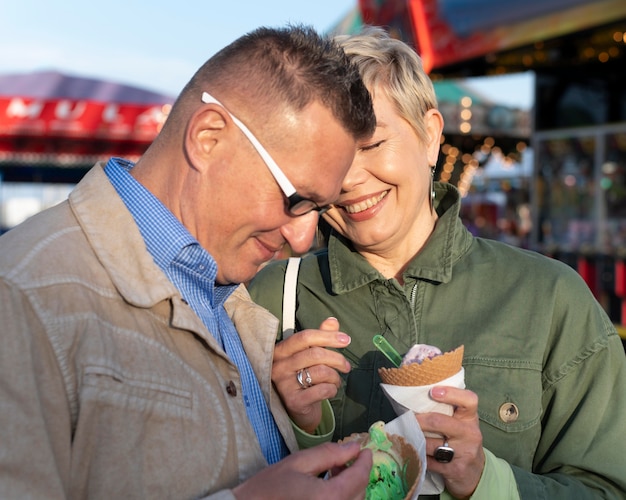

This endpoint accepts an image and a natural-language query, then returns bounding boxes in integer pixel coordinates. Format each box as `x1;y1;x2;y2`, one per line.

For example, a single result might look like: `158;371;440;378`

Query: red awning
0;71;174;164
0;96;169;142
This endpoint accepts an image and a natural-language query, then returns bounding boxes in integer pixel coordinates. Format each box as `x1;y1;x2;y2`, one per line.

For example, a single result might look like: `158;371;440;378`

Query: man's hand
272;317;352;433
232;441;372;500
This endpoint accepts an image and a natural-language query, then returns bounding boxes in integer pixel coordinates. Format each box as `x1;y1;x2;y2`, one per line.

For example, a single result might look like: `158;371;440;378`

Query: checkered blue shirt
105;157;288;464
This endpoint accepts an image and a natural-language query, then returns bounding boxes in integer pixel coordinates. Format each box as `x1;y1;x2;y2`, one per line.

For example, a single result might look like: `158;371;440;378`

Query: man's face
198;100;358;284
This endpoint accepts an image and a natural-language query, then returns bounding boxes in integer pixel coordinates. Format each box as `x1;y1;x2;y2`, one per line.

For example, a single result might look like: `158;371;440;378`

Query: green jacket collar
327;182;473;293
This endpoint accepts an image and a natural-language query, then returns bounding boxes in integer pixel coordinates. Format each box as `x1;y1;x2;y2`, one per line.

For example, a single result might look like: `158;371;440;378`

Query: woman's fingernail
337;333;351;344
430;387;446;399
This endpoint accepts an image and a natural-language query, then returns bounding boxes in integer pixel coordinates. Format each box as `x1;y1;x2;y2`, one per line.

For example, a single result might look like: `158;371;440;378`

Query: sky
0;0;533;109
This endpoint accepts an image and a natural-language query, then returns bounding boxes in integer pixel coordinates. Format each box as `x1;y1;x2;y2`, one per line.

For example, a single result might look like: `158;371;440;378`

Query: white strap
282;257;301;339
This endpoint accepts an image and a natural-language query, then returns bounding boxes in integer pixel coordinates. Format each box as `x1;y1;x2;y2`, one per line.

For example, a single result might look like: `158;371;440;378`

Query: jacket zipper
410;282;419;343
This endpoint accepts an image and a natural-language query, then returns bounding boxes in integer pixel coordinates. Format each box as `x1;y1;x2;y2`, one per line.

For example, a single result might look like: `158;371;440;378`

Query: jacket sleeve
0;279;71;499
292;399;335;449
440;449;521;499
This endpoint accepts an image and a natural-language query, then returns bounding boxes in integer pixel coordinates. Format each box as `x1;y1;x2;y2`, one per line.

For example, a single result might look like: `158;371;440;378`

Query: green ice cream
362;422;408;500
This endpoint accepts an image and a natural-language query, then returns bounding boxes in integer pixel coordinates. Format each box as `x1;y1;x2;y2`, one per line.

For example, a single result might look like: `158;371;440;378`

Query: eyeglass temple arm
201;92;297;197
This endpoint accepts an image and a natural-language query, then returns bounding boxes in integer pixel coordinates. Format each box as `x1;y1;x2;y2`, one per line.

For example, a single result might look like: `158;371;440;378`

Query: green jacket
249;182;626;499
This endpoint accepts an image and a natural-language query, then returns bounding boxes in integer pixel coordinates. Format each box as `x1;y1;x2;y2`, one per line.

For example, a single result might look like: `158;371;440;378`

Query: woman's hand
416;387;486;499
272;317;352;433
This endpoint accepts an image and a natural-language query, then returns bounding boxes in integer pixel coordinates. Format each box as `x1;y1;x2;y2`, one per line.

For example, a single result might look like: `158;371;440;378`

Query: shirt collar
104;158;234;300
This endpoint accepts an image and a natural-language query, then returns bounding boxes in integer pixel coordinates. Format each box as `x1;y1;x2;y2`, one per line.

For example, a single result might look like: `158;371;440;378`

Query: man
0;25;376;499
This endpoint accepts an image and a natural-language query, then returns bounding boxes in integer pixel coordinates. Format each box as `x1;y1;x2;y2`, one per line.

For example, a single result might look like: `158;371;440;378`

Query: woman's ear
184;105;228;172
424;108;444;166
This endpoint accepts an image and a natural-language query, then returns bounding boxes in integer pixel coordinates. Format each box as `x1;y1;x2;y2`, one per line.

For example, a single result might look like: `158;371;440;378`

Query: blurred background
1;0;626;337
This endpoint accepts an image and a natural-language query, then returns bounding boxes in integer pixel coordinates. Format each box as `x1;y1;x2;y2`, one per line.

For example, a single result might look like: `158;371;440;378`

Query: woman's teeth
343;191;388;214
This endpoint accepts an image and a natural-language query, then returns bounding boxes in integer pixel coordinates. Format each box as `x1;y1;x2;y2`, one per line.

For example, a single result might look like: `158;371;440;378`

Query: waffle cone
379;345;464;386
339;431;421;500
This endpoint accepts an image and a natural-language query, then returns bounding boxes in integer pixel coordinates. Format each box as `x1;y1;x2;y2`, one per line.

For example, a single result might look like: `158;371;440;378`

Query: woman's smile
340;190;389;214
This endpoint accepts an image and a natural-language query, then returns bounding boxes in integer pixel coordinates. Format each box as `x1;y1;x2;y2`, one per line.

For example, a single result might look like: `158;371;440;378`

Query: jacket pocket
82;364;194;412
465;360;542;470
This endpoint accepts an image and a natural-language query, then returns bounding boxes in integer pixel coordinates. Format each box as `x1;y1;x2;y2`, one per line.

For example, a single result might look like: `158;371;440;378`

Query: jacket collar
69;163;180;308
327;182;473;293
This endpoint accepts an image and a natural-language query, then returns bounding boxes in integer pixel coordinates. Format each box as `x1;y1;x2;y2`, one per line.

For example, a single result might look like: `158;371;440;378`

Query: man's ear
424;108;444;166
185;105;229;172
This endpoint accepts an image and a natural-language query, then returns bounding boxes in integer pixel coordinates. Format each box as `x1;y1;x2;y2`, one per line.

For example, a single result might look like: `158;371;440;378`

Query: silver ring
434;438;455;463
296;368;313;389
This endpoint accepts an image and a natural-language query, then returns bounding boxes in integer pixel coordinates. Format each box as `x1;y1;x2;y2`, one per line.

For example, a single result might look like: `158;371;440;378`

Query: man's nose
279;211;319;255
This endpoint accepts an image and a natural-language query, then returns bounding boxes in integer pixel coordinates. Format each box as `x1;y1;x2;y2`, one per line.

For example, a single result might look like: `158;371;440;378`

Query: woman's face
324;89;443;257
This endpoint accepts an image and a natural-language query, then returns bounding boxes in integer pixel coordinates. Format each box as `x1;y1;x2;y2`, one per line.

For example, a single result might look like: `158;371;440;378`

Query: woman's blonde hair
335;26;438;144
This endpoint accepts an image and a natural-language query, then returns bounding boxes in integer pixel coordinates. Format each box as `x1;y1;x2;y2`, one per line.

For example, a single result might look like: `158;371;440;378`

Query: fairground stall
0;71;172;230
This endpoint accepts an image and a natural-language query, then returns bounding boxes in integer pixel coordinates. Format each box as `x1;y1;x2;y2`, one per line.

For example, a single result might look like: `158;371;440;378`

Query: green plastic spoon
373;334;402;368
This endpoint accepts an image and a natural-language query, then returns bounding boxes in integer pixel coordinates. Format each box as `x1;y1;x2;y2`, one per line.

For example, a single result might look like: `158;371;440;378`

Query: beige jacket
0;164;298;499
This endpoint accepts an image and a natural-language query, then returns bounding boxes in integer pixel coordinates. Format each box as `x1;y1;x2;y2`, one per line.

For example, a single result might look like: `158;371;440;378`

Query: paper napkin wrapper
380;368;466;422
380;368;466;494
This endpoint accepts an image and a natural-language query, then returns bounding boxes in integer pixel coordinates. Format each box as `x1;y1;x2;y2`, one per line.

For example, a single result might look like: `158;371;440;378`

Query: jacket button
499;402;519;423
226;381;237;397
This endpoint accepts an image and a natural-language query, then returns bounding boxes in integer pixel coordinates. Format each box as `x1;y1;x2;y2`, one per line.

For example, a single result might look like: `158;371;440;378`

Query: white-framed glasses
201;91;329;216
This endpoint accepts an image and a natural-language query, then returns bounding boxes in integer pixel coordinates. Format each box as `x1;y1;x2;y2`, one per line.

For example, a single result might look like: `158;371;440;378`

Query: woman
249;27;626;498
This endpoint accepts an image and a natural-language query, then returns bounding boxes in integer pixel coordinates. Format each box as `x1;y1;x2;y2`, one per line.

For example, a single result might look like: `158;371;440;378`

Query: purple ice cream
401;344;442;366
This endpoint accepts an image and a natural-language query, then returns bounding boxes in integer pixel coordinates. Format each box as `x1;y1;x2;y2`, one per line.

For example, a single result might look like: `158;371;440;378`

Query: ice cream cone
340;429;421;500
379;345;464;386
394;433;421;500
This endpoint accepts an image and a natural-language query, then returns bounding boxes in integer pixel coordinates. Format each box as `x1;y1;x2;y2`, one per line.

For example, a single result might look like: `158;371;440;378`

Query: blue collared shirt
105;157;288;464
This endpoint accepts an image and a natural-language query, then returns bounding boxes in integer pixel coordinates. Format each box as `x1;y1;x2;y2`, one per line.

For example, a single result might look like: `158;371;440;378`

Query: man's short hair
175;24;375;141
